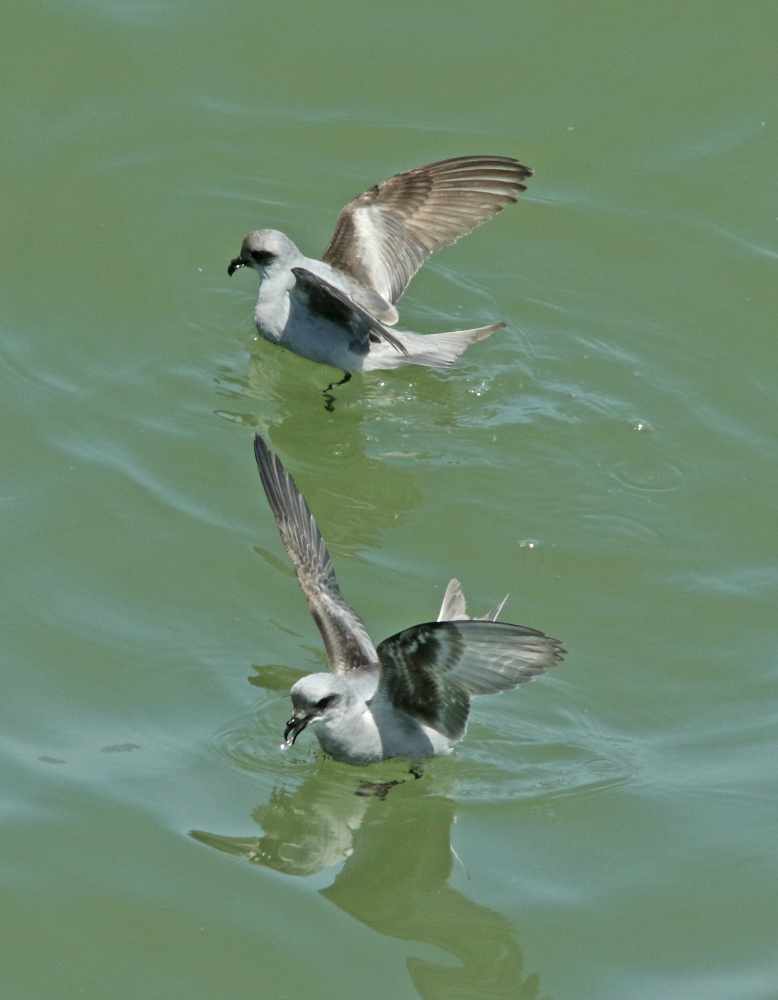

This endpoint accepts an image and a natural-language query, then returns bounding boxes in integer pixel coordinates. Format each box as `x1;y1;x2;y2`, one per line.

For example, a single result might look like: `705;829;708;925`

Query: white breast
254;266;295;341
313;700;454;764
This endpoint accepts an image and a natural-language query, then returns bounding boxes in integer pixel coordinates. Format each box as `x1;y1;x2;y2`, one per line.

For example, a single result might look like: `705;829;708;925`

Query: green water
2;1;777;997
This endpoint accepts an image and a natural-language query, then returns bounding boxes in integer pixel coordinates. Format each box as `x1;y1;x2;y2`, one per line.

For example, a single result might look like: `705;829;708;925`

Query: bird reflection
214;341;425;556
190;777;543;1000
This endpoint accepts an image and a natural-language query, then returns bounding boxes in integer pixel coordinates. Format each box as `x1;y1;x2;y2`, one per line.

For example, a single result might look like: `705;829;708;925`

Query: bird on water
252;435;564;766
228;156;532;385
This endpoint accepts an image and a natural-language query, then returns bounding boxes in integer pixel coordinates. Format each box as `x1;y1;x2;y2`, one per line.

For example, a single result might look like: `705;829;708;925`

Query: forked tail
400;322;505;367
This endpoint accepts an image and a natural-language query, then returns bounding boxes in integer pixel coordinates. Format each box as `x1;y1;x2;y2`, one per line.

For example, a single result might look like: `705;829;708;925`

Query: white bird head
228;229;299;276
283;673;356;746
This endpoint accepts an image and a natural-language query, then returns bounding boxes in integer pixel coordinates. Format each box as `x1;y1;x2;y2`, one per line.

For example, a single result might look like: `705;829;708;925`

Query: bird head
283;673;355;746
228;229;298;276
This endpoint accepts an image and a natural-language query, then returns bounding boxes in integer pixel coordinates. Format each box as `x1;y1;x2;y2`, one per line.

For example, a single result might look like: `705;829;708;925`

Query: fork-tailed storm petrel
252;435;564;765
229;156;532;377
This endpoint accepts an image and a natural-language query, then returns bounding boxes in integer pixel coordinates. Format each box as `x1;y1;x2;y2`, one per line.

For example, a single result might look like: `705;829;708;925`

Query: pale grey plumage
229;156;532;374
253;435;565;765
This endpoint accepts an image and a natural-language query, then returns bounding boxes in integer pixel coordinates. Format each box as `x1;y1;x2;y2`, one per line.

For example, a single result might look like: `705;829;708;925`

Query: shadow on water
190;777;543;1000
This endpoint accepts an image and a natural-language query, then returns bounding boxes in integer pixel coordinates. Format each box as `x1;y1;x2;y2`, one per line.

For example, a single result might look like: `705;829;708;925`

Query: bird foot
354;779;403;800
322;371;352;412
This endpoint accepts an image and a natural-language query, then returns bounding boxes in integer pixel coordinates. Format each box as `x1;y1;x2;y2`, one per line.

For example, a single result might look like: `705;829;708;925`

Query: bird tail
398;322;504;367
437;577;509;622
438;579;469;621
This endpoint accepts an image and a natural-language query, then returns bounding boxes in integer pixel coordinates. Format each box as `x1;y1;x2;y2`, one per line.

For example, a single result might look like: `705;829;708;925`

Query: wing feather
375;620;565;740
253;436;379;674
321;156;532;308
290;268;408;356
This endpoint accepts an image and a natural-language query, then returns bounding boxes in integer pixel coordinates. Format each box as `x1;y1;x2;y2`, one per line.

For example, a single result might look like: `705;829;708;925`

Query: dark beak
227;256;245;277
284;714;313;745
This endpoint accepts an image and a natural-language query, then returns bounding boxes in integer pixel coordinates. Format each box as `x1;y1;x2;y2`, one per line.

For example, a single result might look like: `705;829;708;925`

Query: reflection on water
214;340;425;556
191;777;543;1000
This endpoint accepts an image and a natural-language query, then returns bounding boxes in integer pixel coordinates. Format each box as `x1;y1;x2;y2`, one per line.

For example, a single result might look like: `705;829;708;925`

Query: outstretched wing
374;620;565;740
254;435;379;674
321;156;532;309
290;267;408;356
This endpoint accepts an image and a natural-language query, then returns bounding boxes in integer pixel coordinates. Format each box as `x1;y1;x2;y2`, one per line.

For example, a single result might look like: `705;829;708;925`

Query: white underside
251;253;495;373
311;699;457;766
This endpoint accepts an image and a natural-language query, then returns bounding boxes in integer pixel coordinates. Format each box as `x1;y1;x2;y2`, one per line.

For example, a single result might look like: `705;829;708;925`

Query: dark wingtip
253;434;274;480
253;433;269;464
514;162;533;194
253;434;283;500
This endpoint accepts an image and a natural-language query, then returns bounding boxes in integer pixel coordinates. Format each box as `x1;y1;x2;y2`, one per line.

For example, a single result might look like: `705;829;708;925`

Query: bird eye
250;249;275;265
316;695;335;710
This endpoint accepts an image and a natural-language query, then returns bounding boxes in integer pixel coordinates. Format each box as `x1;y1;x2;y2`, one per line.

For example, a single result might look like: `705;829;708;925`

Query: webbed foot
355;779;402;800
322;371;352;411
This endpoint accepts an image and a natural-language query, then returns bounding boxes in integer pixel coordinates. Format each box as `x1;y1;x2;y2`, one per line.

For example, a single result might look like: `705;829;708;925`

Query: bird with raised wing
252;435;564;765
228;156;532;380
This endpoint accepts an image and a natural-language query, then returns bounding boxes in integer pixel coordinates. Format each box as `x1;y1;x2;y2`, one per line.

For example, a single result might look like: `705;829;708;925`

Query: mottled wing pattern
375;620;565;740
321;156;532;307
254;435;379;674
290;268;408;356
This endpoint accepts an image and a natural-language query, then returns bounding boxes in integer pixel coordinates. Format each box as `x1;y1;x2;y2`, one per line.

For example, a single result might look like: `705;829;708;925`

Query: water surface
2;1;777;997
